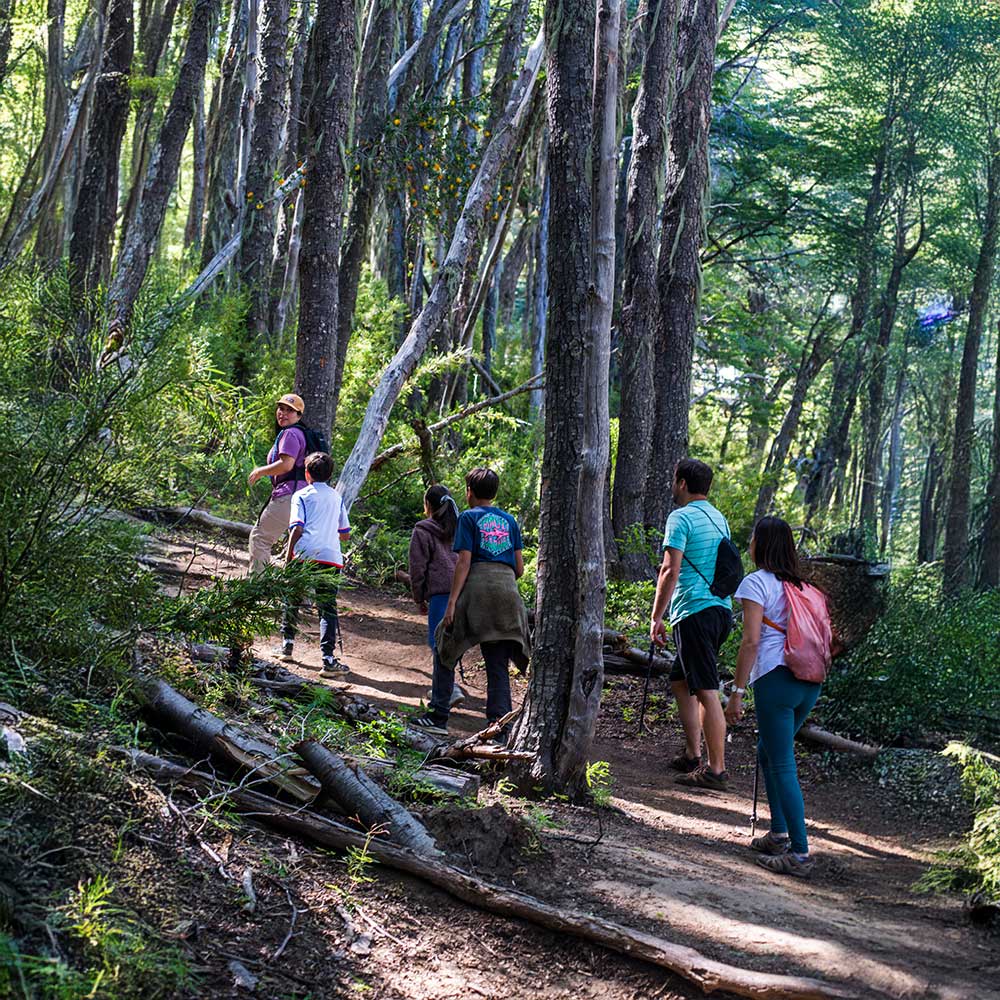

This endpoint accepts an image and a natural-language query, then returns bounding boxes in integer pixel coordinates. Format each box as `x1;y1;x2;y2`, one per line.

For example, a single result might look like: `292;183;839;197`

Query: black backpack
274;423;329;486
681;505;743;598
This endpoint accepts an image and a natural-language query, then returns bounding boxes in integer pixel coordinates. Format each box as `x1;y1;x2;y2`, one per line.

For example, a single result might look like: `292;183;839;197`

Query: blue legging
753;666;821;855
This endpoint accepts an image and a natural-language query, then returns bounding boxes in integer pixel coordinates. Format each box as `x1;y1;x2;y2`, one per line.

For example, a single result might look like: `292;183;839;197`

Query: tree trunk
184;76;208;251
529;144;549;419
977;319;1000;589
879;361;907;557
0;0;15;88
917;441;942;564
106;0;220;338
332;0;399;421
295;739;439;855
944;144;1000;596
805;138;889;522
200;0;249;270
120;0;182;250
753;316;833;524
644;0;718;536
612;0;677;580
334;31;544;509
68;0;134;300
235;0;292;385
293;0;357;437
498;218;531;327
510;0;621;795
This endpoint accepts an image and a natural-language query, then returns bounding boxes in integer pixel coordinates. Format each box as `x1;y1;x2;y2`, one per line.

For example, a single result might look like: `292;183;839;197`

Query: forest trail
150;526;998;1000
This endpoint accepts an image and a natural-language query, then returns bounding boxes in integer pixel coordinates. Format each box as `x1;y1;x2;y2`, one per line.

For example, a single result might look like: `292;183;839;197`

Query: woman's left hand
725;692;743;724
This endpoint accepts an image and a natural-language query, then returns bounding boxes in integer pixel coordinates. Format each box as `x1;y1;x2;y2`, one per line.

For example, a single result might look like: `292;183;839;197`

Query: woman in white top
726;517;823;878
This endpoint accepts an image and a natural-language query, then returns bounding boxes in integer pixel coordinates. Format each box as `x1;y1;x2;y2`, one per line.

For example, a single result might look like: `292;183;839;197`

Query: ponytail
424;484;458;542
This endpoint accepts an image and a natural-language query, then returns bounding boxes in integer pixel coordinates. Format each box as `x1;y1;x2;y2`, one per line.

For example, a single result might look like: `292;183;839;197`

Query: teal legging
753;666;821;855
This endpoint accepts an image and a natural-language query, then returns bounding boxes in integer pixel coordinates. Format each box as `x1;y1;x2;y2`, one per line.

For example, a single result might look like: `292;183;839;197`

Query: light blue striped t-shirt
663;500;733;626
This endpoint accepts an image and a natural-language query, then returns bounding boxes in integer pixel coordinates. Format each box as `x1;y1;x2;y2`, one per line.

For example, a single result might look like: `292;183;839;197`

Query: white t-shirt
288;483;351;567
734;569;788;685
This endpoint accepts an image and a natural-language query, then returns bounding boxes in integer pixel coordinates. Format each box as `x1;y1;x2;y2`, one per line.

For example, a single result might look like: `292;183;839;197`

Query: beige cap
277;393;304;413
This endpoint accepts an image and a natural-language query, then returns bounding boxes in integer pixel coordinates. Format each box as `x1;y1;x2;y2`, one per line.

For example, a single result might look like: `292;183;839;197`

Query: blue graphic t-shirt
453;506;523;569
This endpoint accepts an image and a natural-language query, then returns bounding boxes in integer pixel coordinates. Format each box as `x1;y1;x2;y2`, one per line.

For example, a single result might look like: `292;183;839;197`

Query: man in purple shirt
247;393;308;572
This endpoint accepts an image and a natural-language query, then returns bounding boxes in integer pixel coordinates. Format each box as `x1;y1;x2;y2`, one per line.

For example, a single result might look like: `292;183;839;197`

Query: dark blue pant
753;665;821;854
282;567;340;659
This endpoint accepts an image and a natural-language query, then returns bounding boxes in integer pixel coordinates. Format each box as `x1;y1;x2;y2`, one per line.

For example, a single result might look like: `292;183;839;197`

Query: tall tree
979;319;1000;589
612;0;677;580
69;0;135;301
644;0;718;536
0;0;15;88
105;0;220;338
293;0;357;435
512;0;621;794
236;0;292;383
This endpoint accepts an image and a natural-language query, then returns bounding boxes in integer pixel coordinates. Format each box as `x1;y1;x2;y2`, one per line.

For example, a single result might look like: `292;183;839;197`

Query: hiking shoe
757;852;815;879
319;657;350;678
751;831;791;856
274;642;294;663
669;748;702;773
411;714;449;737
425;684;466;707
675;765;729;790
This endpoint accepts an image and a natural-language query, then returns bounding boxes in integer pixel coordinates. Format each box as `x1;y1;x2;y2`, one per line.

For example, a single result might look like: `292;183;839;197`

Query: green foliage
820;567;1000;744
585;760;614;808
605;579;656;640
917;743;1000;903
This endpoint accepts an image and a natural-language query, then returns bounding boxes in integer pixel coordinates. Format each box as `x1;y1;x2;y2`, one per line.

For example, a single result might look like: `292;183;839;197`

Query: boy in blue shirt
413;468;531;736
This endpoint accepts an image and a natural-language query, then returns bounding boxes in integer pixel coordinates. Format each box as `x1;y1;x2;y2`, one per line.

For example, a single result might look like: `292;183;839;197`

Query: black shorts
669;606;732;693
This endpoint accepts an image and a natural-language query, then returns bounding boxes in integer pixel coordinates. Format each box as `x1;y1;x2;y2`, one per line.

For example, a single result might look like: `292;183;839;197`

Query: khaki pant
248;493;293;572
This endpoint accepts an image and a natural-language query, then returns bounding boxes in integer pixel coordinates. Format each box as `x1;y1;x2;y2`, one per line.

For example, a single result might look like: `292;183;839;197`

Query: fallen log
295;740;440;856
135;676;318;802
133;505;253;540
602;654;672;679
796;725;879;759
125;749;859;1000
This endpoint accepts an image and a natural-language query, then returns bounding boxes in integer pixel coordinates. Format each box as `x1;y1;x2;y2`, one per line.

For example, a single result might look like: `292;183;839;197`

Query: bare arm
443;549;472;626
726;599;762;723
284;523;304;564
649;547;682;645
514;549;524;579
249;452;295;486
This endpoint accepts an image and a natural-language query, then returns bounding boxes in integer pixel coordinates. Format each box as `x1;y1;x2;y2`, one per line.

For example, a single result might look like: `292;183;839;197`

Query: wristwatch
733;686;746;696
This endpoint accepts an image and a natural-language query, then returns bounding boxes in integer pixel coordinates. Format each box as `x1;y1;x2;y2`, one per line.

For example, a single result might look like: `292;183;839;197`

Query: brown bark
332;0;399;420
126;749;861;1000
69;0;135;300
184;77;207;251
106;0;220;337
294;0;357;437
944;139;1000;595
917;441;942;564
644;0;718;535
613;0;677;580
295;739;439;855
236;0;292;383
511;0;622;795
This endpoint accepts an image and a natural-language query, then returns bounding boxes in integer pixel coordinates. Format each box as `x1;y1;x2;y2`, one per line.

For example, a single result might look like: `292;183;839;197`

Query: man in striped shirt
650;459;734;790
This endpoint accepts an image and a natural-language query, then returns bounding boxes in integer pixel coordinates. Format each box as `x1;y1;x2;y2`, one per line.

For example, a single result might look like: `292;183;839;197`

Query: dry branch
796;725;880;759
295;739;439;855
134;505;253;539
125;750;859;1000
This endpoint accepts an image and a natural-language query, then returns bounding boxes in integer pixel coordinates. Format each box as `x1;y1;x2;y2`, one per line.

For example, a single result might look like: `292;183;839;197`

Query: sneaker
751;831;791;856
411;714;449;737
319;657;350;678
756;852;815;878
668;748;702;773
675;765;729;790
274;642;294;663
426;684;466;707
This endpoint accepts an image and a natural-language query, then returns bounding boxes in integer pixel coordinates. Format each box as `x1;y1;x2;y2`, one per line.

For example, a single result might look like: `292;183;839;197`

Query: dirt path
148;527;998;999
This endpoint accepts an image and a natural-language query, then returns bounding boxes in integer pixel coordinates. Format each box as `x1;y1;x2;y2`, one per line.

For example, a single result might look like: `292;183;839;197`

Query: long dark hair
425;484;458;541
752;516;804;588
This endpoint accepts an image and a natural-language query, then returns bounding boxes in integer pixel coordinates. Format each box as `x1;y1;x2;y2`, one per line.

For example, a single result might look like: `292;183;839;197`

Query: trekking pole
750;737;760;838
637;642;655;736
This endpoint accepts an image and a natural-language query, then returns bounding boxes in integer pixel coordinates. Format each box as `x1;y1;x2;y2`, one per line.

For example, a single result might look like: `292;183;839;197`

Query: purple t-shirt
268;426;307;499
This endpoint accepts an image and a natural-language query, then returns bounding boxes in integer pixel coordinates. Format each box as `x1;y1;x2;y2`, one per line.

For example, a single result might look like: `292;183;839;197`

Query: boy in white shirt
279;452;351;678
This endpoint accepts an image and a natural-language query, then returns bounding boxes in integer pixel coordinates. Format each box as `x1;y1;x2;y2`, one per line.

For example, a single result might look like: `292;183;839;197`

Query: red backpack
762;581;833;683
